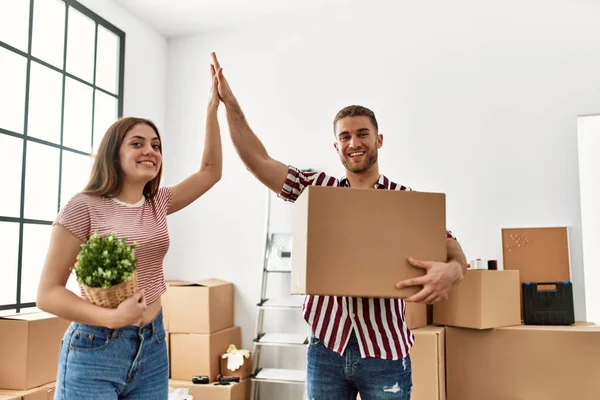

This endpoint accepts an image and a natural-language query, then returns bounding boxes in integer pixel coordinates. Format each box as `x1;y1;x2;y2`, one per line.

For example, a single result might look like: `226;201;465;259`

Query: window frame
0;0;125;312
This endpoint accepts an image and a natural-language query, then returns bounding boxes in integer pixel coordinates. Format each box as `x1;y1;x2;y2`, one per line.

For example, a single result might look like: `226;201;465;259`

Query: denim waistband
70;308;164;340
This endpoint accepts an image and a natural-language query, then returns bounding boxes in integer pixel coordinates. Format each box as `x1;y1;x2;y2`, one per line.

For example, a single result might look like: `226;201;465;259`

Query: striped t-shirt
279;165;455;360
53;187;173;305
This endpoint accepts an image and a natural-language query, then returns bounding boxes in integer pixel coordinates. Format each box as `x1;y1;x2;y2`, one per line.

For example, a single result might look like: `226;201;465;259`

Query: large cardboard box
0;382;55;400
170;326;242;382
169;379;249;400
502;227;571;282
167;279;234;334
433;270;521;329
446;324;600;399
291;186;447;298
0;312;70;390
411;326;445;400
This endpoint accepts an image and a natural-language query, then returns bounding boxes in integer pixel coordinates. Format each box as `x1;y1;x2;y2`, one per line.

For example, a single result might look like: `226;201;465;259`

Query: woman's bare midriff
141;298;162;325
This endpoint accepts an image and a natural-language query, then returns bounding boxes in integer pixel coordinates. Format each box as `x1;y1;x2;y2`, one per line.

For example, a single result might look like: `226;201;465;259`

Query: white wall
77;0;168;129
164;0;600;396
578;115;600;325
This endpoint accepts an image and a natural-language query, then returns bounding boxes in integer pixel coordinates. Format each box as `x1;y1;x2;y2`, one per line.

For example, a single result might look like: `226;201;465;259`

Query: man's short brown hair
333;105;379;134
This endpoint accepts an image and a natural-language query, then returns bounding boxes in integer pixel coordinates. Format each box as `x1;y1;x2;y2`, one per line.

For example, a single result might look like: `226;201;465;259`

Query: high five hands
210;52;235;105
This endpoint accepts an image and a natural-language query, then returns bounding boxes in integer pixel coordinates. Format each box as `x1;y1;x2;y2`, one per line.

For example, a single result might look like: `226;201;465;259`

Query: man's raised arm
211;52;288;194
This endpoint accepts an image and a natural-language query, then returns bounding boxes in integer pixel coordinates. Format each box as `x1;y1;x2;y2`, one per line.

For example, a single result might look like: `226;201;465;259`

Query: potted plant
71;231;138;308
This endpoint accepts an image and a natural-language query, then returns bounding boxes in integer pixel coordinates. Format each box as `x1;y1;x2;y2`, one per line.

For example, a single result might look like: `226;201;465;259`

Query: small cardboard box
167;279;234;334
411;326;445;400
170;326;242;382
406;302;427;330
291;186;447;298
0;381;55;400
445;323;600;399
433;270;521;329
169;379;250;400
0;312;70;390
502;227;571;282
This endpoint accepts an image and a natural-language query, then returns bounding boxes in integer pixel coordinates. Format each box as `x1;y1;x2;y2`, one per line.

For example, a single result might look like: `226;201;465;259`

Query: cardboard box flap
168;279;229;288
502;324;600;333
166;280;189;286
0;382;55;398
0;312;57;322
415;325;445;335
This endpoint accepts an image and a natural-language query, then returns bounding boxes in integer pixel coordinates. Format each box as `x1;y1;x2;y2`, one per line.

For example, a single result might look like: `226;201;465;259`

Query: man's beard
340;148;378;173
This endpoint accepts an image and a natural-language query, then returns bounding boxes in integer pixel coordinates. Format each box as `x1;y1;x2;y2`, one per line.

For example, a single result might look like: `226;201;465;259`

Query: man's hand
396;257;465;304
210;52;236;105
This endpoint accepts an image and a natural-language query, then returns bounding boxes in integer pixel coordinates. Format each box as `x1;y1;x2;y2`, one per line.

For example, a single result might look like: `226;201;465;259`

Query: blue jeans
307;332;412;400
54;310;168;399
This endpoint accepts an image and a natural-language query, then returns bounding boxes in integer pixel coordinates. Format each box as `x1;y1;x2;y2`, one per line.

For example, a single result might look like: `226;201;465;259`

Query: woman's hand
208;62;220;111
108;290;147;328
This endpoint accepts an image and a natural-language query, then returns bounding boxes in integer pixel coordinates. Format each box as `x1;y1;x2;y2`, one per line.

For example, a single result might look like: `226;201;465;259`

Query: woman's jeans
54;310;168;399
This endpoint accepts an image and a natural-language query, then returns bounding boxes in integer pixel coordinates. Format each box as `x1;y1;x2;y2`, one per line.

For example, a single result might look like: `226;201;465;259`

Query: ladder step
252;368;306;385
264;267;292;273
258;297;304;310
255;333;308;346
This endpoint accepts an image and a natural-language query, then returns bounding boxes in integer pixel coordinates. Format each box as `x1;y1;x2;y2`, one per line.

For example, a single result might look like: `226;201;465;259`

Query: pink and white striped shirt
278;165;454;360
53;188;173;305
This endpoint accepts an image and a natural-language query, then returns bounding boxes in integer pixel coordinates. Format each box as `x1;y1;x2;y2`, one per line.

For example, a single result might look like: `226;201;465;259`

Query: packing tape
471;259;487;270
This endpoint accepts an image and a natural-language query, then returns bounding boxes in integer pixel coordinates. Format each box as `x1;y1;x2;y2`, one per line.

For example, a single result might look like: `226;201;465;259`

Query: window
0;0;125;312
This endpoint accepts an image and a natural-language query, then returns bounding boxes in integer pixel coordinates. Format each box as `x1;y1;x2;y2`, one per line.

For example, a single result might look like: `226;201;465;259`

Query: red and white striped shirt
279;165;454;360
53;188;173;305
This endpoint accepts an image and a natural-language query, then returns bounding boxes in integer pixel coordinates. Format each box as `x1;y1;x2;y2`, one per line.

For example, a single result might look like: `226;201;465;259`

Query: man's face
334;116;382;174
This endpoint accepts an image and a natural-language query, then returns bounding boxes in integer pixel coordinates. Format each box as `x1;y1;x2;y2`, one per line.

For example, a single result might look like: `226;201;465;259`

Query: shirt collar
339;174;389;189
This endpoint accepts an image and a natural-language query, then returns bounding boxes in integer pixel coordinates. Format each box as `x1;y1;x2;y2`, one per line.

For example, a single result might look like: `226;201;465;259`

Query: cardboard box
169;379;249;400
406;302;427;330
0;382;55;400
433;270;521;329
411;326;445;400
291;186;447;298
170;326;242;382
502;227;571;282
167;279;234;334
220;352;252;380
161;287;170;331
446;324;600;399
165;330;170;378
0;312;70;390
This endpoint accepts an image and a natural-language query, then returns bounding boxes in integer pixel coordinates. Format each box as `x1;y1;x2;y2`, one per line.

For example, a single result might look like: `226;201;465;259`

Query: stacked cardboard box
0;312;69;399
438;227;600;399
289;187;600;399
163;279;251;399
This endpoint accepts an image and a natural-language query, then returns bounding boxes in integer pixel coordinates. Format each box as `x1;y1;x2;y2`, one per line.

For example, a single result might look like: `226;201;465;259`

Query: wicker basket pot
82;270;139;308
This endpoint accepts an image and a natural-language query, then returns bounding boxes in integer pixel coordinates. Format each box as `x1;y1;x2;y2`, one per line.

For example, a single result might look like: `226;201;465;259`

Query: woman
36;57;223;399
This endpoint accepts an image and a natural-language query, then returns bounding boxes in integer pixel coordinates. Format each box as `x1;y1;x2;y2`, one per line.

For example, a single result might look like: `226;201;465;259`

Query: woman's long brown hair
82;117;163;200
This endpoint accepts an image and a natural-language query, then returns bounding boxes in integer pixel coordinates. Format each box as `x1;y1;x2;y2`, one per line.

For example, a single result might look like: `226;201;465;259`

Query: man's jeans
307;332;412;400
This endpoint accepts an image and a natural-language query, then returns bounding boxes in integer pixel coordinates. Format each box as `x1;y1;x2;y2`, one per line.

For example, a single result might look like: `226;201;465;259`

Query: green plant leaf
71;231;138;288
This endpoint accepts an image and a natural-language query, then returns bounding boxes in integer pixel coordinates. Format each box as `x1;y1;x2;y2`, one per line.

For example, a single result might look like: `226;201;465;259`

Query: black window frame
0;0;125;312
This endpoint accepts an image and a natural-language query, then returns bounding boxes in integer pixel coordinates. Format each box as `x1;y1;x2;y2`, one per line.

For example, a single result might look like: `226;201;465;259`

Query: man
210;53;467;399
